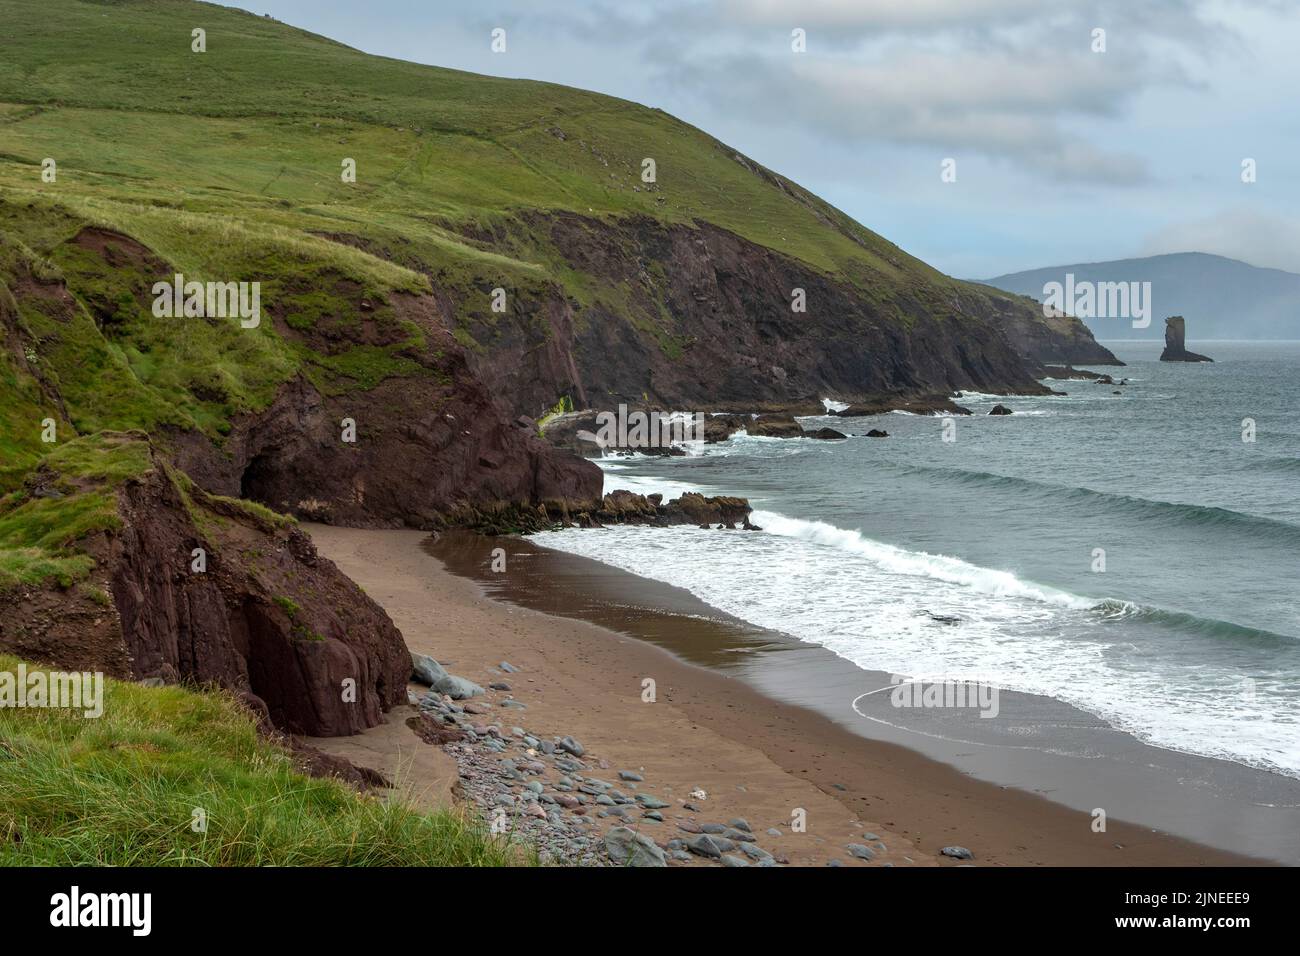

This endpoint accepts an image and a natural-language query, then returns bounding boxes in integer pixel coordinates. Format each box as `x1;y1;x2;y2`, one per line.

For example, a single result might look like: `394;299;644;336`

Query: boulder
806;427;847;440
746;414;803;438
605;827;667;867
431;674;484;700
988;404;1013;415
411;653;447;686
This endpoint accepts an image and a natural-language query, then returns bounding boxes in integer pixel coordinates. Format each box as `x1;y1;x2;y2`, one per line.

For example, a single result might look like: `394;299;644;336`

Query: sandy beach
304;523;1261;867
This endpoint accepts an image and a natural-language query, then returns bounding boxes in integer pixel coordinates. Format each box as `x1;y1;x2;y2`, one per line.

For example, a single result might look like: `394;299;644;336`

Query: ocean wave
751;510;1098;610
1091;600;1296;645
898;464;1300;542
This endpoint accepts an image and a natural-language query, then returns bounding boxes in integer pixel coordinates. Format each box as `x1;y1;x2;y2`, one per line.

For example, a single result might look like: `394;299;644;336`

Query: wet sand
307;523;1280;865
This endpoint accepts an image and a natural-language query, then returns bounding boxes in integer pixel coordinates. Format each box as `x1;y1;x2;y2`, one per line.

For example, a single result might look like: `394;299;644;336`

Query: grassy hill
0;0;1119;864
0;0;1121;590
0;655;519;865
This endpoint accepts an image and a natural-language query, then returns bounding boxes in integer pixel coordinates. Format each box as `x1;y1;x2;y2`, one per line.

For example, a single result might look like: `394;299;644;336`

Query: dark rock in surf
1159;316;1213;362
989;404;1013;415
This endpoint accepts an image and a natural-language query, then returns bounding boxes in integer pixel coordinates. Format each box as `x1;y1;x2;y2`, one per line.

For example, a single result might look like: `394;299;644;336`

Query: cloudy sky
228;0;1299;278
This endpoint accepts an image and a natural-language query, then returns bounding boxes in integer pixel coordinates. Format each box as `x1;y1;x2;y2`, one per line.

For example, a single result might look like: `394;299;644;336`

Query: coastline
306;523;1270;866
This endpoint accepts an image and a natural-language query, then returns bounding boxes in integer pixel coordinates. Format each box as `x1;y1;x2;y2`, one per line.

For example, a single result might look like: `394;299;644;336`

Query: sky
226;0;1300;279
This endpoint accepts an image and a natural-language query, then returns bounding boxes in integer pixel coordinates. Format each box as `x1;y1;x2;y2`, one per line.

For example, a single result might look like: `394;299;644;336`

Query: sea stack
1159;316;1213;362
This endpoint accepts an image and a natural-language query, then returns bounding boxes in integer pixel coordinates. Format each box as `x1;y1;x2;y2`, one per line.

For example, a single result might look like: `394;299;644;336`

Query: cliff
0;435;409;735
0;0;1121;734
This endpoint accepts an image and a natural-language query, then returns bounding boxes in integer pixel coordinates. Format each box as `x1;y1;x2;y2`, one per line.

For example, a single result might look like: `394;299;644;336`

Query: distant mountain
980;253;1300;340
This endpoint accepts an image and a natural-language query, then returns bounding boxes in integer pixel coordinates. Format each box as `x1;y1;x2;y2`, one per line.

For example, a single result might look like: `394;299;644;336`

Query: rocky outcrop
0;440;411;736
159;291;604;529
444;213;1115;418
807;427;847;440
1160;316;1213;362
746;414;803;438
978;291;1125;367
576;490;753;529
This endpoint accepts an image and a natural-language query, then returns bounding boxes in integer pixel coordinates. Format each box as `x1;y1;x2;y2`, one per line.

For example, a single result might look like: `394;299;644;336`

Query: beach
305;523;1263;866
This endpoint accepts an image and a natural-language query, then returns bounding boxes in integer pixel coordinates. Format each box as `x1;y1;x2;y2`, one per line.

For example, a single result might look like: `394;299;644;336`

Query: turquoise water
541;342;1300;778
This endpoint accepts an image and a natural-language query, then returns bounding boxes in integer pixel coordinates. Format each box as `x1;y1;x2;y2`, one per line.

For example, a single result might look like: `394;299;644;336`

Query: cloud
618;0;1244;184
1139;210;1300;273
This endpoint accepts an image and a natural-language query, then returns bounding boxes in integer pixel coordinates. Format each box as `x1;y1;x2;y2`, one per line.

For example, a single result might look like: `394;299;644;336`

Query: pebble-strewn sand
306;524;1253;867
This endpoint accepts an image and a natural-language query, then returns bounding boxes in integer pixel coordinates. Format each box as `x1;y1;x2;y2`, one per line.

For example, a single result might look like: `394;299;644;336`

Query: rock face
450;213;1118;418
0;443;410;736
1159;316;1214;362
168;288;604;528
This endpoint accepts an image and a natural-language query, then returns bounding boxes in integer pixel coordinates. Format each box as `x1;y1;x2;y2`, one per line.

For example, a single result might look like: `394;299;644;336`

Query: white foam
540;511;1300;778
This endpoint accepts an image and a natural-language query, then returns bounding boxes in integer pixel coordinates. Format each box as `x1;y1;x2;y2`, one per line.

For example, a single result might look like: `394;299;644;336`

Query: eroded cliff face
0;442;410;736
54;226;604;530
167;304;603;531
437;214;1120;417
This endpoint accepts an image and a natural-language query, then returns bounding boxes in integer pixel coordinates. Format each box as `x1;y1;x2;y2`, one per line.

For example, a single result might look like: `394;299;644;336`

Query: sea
538;341;1300;781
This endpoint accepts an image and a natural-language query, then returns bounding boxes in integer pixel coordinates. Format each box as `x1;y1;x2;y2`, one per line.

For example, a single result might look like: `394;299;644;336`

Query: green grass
0;655;525;866
0;433;152;589
0;0;1061;456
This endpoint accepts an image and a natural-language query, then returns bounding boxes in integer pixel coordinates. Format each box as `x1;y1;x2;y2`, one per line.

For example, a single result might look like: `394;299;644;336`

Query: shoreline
307;523;1270;866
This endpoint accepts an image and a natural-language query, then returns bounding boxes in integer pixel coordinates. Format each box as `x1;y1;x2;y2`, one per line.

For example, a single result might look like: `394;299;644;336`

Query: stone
557;736;585;757
605;827;667;867
618;770;643;782
686;834;726;858
410;653;447;686
432;673;484;700
941;846;973;860
847;843;875;861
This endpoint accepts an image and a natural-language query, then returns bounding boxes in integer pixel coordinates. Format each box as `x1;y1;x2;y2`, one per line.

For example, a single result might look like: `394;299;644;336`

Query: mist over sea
540;341;1300;779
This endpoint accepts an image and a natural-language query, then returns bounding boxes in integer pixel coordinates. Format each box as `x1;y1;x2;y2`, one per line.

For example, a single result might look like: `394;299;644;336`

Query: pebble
941;846;974;860
618;770;643;782
686;834;727;858
846;843;875;861
557;737;586;757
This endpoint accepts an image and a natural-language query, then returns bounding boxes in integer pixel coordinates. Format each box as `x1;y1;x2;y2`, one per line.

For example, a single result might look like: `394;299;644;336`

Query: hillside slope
0;0;1115;718
0;0;1114;417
